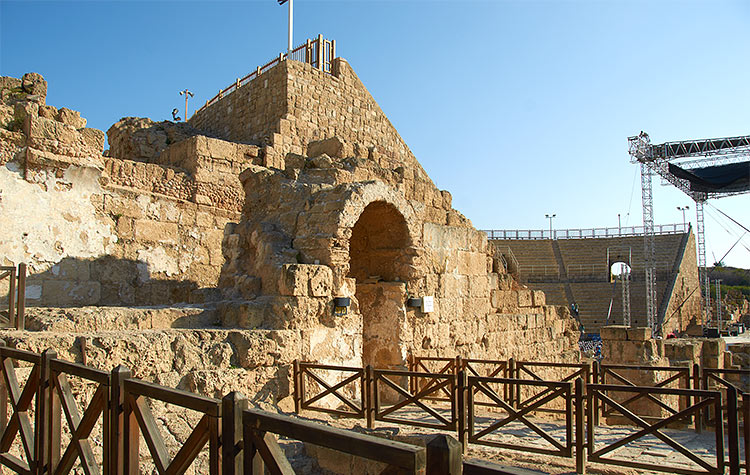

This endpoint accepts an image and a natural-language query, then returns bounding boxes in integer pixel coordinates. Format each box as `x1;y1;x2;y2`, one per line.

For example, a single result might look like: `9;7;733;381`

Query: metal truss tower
639;162;657;331
628;131;750;334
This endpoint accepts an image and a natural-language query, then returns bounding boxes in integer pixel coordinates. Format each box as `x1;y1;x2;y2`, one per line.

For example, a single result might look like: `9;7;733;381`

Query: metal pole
716;279;722;333
288;0;293;52
546;213;556;239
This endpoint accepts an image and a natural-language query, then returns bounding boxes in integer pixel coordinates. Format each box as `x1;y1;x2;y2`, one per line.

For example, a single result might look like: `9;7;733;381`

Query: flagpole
288;0;293;52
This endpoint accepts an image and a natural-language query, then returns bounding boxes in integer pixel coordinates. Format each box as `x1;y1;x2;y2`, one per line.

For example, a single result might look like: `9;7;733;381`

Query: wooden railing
595;363;693;428
293;361;365;419
0;346;439;474
587;384;727;475
298;358;749;474
242;405;426;473
196;34;336;114
460;375;582;463
0;263;25;330
0;343;41;474
372;368;457;431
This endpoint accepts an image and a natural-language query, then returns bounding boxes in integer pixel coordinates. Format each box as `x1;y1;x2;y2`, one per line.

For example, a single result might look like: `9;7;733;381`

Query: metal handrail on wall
196;34;336;114
483;223;689;240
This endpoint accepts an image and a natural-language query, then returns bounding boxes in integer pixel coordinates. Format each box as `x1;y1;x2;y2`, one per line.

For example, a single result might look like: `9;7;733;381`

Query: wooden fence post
365;365;374;429
508;358;515;407
110;365;131;475
457;370;467;453
7;266;15;328
292;360;301;414
242;417;265;474
425;434;461;474
0;342;6;441
17;263;26;330
743;392;749;475
575;378;585;474
692;363;702;433
222;392;247;475
727;386;740;475
316;34;324;71
37;348;61;475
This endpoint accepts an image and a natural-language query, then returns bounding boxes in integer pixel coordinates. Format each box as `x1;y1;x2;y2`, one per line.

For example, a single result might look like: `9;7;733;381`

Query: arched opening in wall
610;262;632;282
349;201;412;370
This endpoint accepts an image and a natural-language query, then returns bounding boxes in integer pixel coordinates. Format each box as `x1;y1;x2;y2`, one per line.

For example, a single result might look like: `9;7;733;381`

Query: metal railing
196;34;336;114
483;223;689;240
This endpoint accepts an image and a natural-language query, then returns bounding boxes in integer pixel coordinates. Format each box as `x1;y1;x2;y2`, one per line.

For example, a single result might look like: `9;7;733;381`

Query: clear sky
2;0;749;268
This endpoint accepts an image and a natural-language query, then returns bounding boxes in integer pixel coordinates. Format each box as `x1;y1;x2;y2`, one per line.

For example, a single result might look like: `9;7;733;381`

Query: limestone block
627;327;652;341
42;280;101;306
308;265;333;297
56;107;86;128
278;264;332;298
79;128;105;153
600;325;629;341
532;290;546;307
664;340;699;363
133;220;178;244
490;289;513;309
517;290;533;307
307;137;352;159
439;273;467;298
702;339;726;361
51;259;91;281
21;72;47;101
467;274;489;298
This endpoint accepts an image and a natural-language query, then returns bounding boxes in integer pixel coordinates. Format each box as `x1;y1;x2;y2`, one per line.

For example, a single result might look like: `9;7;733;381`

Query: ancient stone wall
0;75;240;307
660;232;702;334
187;64;288;149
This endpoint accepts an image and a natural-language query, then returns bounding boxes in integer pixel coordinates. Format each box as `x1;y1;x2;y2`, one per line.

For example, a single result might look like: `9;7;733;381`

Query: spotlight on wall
333;297;351;316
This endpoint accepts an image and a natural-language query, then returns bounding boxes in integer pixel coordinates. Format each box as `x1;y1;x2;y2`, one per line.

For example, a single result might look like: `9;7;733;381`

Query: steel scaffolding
627;131;750;335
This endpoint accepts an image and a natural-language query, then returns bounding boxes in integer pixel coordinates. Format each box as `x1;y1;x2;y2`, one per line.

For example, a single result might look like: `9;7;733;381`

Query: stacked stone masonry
0;59;581;415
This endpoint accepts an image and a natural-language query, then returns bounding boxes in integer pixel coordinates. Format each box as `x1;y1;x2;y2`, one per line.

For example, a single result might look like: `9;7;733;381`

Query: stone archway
349;201;412;369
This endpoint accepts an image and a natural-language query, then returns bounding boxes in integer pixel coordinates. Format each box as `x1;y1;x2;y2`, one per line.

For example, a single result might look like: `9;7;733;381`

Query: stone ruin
0;58;581;405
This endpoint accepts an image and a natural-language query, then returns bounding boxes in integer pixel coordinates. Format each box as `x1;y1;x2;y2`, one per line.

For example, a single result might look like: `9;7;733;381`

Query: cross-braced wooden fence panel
588;384;724;475
0;344;41;474
464;376;577;458
293;361;365;419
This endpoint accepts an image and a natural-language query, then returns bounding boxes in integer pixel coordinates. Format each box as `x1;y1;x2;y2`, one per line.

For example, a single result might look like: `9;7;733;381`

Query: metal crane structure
627;132;750;335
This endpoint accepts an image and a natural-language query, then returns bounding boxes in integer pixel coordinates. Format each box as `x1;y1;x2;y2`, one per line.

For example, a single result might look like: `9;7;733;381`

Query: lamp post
179;89;194;121
545;213;556;239
618;213;621;234
677;205;689;228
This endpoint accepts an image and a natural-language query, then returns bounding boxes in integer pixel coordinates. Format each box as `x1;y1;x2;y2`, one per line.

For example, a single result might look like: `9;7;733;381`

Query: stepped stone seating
500;240;559;279
491;232;690;333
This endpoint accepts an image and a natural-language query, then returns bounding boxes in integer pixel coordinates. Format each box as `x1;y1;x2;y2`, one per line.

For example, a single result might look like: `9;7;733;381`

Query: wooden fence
0;345;439;474
0;263;25;330
298;358;749;475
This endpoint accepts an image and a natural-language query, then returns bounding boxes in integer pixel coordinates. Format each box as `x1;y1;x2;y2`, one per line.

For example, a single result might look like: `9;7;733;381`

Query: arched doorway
349;201;412;369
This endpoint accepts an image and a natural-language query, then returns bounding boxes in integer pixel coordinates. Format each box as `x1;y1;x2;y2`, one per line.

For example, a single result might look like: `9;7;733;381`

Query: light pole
618;213;621;234
545;213;556;239
179;89;194;121
677;205;689;228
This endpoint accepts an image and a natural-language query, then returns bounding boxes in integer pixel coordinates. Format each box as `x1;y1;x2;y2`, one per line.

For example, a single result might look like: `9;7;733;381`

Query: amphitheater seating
491;232;689;334
500;240;559;279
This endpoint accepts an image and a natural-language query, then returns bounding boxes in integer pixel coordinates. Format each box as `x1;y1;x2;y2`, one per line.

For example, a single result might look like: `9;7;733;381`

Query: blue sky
2;0;749;268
